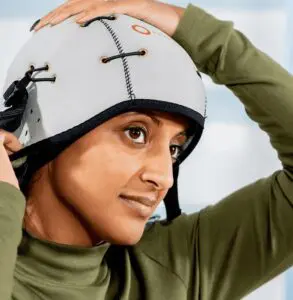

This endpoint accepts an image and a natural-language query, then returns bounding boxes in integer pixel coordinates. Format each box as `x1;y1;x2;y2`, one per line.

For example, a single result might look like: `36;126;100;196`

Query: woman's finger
0;130;23;154
50;2;89;25
34;2;76;31
0;134;20;189
0;134;4;146
75;2;122;23
75;0;147;24
74;11;87;23
50;11;80;26
34;10;59;31
35;0;118;30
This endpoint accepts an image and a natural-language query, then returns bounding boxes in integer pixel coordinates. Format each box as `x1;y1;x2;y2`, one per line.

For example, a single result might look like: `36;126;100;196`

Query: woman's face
48;110;190;245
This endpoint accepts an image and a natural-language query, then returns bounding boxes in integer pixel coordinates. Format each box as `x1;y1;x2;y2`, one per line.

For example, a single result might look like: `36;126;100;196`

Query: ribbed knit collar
16;229;111;286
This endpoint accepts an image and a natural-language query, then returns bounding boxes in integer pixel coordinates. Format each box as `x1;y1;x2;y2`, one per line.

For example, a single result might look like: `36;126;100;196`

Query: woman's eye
124;126;183;161
170;145;183;161
124;126;147;144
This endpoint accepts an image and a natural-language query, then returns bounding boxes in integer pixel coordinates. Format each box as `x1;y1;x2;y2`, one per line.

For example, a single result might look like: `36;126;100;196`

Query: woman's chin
94;218;147;246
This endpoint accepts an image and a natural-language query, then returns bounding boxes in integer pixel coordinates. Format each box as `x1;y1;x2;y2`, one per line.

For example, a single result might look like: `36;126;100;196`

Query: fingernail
30;19;41;32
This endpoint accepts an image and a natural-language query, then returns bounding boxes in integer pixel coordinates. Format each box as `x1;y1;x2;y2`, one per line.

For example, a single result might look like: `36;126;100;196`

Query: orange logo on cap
131;25;151;35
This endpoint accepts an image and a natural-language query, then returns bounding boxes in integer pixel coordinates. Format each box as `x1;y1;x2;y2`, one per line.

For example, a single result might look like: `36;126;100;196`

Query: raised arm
171;4;293;299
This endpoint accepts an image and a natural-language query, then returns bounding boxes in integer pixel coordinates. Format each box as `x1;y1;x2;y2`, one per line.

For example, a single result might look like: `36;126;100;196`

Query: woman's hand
33;0;184;37
0;130;22;190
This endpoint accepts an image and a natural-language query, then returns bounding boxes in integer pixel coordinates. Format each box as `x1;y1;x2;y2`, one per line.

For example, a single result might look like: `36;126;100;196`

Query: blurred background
0;0;292;298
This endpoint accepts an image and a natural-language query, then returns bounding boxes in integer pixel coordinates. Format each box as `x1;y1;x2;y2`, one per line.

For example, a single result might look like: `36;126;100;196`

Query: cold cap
2;13;206;165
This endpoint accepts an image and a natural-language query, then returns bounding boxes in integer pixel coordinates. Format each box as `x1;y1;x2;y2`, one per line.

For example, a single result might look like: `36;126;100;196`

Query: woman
0;0;293;299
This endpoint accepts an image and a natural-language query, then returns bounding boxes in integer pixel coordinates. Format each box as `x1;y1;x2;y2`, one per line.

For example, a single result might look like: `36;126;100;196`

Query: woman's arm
0;182;25;300
0;132;25;299
170;4;293;299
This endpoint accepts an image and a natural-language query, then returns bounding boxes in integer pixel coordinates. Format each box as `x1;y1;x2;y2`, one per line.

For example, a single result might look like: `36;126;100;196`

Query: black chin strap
164;164;181;221
0;78;29;132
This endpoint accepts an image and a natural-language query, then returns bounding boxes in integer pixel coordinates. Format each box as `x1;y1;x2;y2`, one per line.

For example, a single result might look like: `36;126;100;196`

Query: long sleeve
170;4;293;299
0;181;25;299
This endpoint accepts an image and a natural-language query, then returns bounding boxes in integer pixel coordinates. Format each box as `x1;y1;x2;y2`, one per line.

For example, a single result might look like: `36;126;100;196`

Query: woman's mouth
119;195;155;219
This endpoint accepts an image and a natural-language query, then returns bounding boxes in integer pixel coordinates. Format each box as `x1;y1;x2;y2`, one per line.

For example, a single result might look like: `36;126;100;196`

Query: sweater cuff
171;4;203;57
171;4;233;73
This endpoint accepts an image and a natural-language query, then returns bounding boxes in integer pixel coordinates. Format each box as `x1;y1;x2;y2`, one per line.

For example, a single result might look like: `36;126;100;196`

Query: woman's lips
119;195;154;219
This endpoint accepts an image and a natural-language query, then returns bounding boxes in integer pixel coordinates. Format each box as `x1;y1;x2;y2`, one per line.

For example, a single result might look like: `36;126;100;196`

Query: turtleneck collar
16;229;111;286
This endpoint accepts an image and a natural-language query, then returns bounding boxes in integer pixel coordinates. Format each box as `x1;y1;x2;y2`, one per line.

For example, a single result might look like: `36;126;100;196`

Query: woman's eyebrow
146;113;189;140
124;111;161;126
126;111;189;138
140;112;161;127
176;132;188;144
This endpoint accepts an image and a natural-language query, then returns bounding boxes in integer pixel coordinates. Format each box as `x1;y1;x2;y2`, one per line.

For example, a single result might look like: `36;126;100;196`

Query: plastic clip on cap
3;79;29;108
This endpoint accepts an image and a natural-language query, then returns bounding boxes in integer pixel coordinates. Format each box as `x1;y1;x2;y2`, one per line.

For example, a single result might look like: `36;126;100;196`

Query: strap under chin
164;165;181;221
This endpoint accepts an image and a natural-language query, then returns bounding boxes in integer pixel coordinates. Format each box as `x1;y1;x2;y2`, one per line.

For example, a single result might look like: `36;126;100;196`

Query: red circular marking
131;25;151;35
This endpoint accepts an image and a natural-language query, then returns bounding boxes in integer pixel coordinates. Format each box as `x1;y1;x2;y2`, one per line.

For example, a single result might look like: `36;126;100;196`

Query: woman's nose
140;146;174;191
